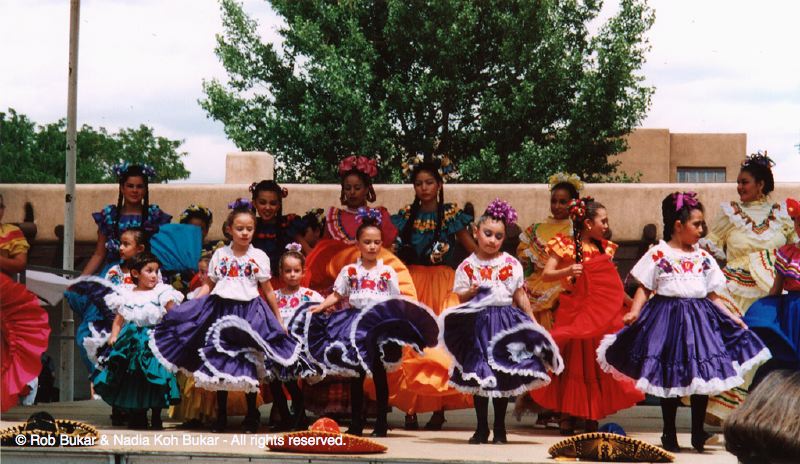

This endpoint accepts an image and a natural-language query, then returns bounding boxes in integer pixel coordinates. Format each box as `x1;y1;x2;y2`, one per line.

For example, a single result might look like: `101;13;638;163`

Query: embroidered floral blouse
207;245;271;301
453;252;524;307
332;259;400;310
274;287;323;323
630;241;727;298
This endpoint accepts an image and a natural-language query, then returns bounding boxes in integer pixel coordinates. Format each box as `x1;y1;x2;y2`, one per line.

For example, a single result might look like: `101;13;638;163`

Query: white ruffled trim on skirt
596;333;773;397
486;322;564;376
83;322;110;366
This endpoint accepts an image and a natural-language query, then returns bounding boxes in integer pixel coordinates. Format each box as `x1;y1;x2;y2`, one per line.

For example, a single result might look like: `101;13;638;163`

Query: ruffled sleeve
103;288;127;313
252;249;272;282
391;205;412;233
333;265;353;297
502;254;525;292
776;244;800;280
207;248;223;282
546;234;575;260
602;240;619;258
378;207;398;245
0;224;30;256
383;265;401;296
146;204;172;227
702;251;728;294
156;283;185;307
630;247;660;291
441;203;473;235
452;259;473;293
700;202;734;260
92;204;117;237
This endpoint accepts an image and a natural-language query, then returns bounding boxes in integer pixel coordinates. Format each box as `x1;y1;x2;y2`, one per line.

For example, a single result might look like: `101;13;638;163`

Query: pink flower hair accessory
338;156;378;179
285;242;303;253
484;199;518;226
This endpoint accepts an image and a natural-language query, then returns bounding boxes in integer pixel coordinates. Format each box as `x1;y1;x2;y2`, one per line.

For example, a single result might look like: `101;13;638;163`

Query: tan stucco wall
617;129;746;183
224;152;274;184
669;133;747;182
3;183;798;243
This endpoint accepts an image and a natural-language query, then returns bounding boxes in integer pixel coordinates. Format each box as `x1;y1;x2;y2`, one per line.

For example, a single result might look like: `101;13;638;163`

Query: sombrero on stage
549;432;674;462
268;418;387;454
0;412;99;447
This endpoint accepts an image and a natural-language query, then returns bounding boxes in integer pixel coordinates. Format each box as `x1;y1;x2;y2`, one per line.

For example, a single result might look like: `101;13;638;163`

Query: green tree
0;108;190;183
202;0;654;183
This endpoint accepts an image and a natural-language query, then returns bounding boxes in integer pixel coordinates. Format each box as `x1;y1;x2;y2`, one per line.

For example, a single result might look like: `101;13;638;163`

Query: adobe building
615;128;746;183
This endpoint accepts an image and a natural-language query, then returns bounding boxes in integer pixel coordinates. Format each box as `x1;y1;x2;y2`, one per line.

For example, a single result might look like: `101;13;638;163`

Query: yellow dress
700;198;797;421
516;218;572;330
0;224;30;261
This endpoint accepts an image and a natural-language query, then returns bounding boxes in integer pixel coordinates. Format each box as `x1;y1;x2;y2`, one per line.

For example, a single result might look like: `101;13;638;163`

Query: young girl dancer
391;159;475;430
597;192;770;452
93;252;183;430
268;243;324;431
531;197;643;435
150;199;301;433
307;209;439;437
442;199;563;444
743;197;800;387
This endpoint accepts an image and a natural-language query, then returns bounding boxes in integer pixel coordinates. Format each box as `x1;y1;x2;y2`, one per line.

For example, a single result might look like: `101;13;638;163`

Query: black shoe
177;419;203;430
492;428;507;444
270;420;293;432
345;425;363;436
128;410;148;430
370;422;389;437
660;433;680;452
210;416;227;433
424;411;446;431
242;413;261;434
110;407;127;427
691;430;712;453
404;414;419;430
291;412;309;431
468;429;490;444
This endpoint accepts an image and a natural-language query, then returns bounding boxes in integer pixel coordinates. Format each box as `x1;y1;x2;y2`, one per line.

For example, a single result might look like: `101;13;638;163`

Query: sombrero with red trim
267;418;387;454
549;432;674;462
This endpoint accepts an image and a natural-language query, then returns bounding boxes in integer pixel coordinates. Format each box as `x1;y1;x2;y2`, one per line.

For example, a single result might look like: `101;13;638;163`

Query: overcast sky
1;0;798;183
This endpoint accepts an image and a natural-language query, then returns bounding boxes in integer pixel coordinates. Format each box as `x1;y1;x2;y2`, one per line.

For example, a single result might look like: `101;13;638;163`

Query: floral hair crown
285;242;303;253
227;198;254;211
305;207;325;225
179;204;213;225
249;181;288;198
672;191;699;212
112;162;156;179
401;153;460;183
548;172;584;192
484;199;518;226
355;206;382;225
786;198;800;219
338;156;378;179
568;196;594;221
742;150;775;169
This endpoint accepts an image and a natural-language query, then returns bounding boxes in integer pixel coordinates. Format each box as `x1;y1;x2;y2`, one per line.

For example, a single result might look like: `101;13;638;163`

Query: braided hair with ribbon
661;192;704;242
568;197;606;264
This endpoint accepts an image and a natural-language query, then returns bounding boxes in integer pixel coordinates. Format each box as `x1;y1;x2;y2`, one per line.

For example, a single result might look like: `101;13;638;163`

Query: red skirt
531;256;643;419
1;274;50;412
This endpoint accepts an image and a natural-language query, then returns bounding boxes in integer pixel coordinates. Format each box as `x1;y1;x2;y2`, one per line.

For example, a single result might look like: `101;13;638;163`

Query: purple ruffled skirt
597;296;771;397
149;295;300;392
440;290;563;398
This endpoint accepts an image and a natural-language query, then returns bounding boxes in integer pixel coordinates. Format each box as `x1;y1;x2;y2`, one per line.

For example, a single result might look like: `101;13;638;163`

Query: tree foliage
202;0;654;183
0;108;190;183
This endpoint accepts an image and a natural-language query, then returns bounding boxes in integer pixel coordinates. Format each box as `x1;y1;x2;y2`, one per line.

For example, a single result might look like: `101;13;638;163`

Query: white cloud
2;0;798;183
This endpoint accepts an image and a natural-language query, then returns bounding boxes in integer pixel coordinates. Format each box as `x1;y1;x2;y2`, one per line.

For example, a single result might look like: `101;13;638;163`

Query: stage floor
1;400;736;464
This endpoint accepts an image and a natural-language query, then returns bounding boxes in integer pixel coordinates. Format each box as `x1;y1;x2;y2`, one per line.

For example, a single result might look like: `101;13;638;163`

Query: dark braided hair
661;192;704;242
401;162;446;255
340;170;377;204
115;165;151;240
569;197;606;264
250;180;288;222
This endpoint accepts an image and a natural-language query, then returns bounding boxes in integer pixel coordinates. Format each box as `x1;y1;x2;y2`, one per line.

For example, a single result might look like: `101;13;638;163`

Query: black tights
350;361;389;428
269;380;305;423
216;390;259;419
661;395;707;436
473;395;509;432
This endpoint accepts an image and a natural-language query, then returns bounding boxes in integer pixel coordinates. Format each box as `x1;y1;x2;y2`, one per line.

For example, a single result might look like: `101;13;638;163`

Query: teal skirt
93;324;180;409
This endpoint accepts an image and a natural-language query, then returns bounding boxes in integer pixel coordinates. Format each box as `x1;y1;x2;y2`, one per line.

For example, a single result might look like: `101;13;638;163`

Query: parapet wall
2;183;798;242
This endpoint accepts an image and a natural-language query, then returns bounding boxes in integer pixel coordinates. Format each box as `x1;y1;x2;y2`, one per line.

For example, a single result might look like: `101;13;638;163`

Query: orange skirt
380;265;472;414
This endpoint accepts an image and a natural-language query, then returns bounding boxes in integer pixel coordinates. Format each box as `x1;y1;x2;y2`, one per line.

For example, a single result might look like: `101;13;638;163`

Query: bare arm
768;273;784;296
81;232;108;276
259;280;284;326
193;278;215;299
456;228;477;254
513;287;534;320
0;250;27;275
709;293;747;329
309;292;344;314
108;314;124;346
455;283;479;303
541;254;582;283
622;286;651;325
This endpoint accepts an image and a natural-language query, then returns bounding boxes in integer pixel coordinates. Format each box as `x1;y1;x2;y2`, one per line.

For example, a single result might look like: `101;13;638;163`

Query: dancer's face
356;226;382;262
228;213;255;249
550;188;573;220
120;175;145;205
254;190;281;222
475;219;505;258
280;256;304;289
674;209;705;247
413;170;441;204
583;208;609;242
342;174;368;208
119;231;145;260
133;262;160;290
737;171;764;203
